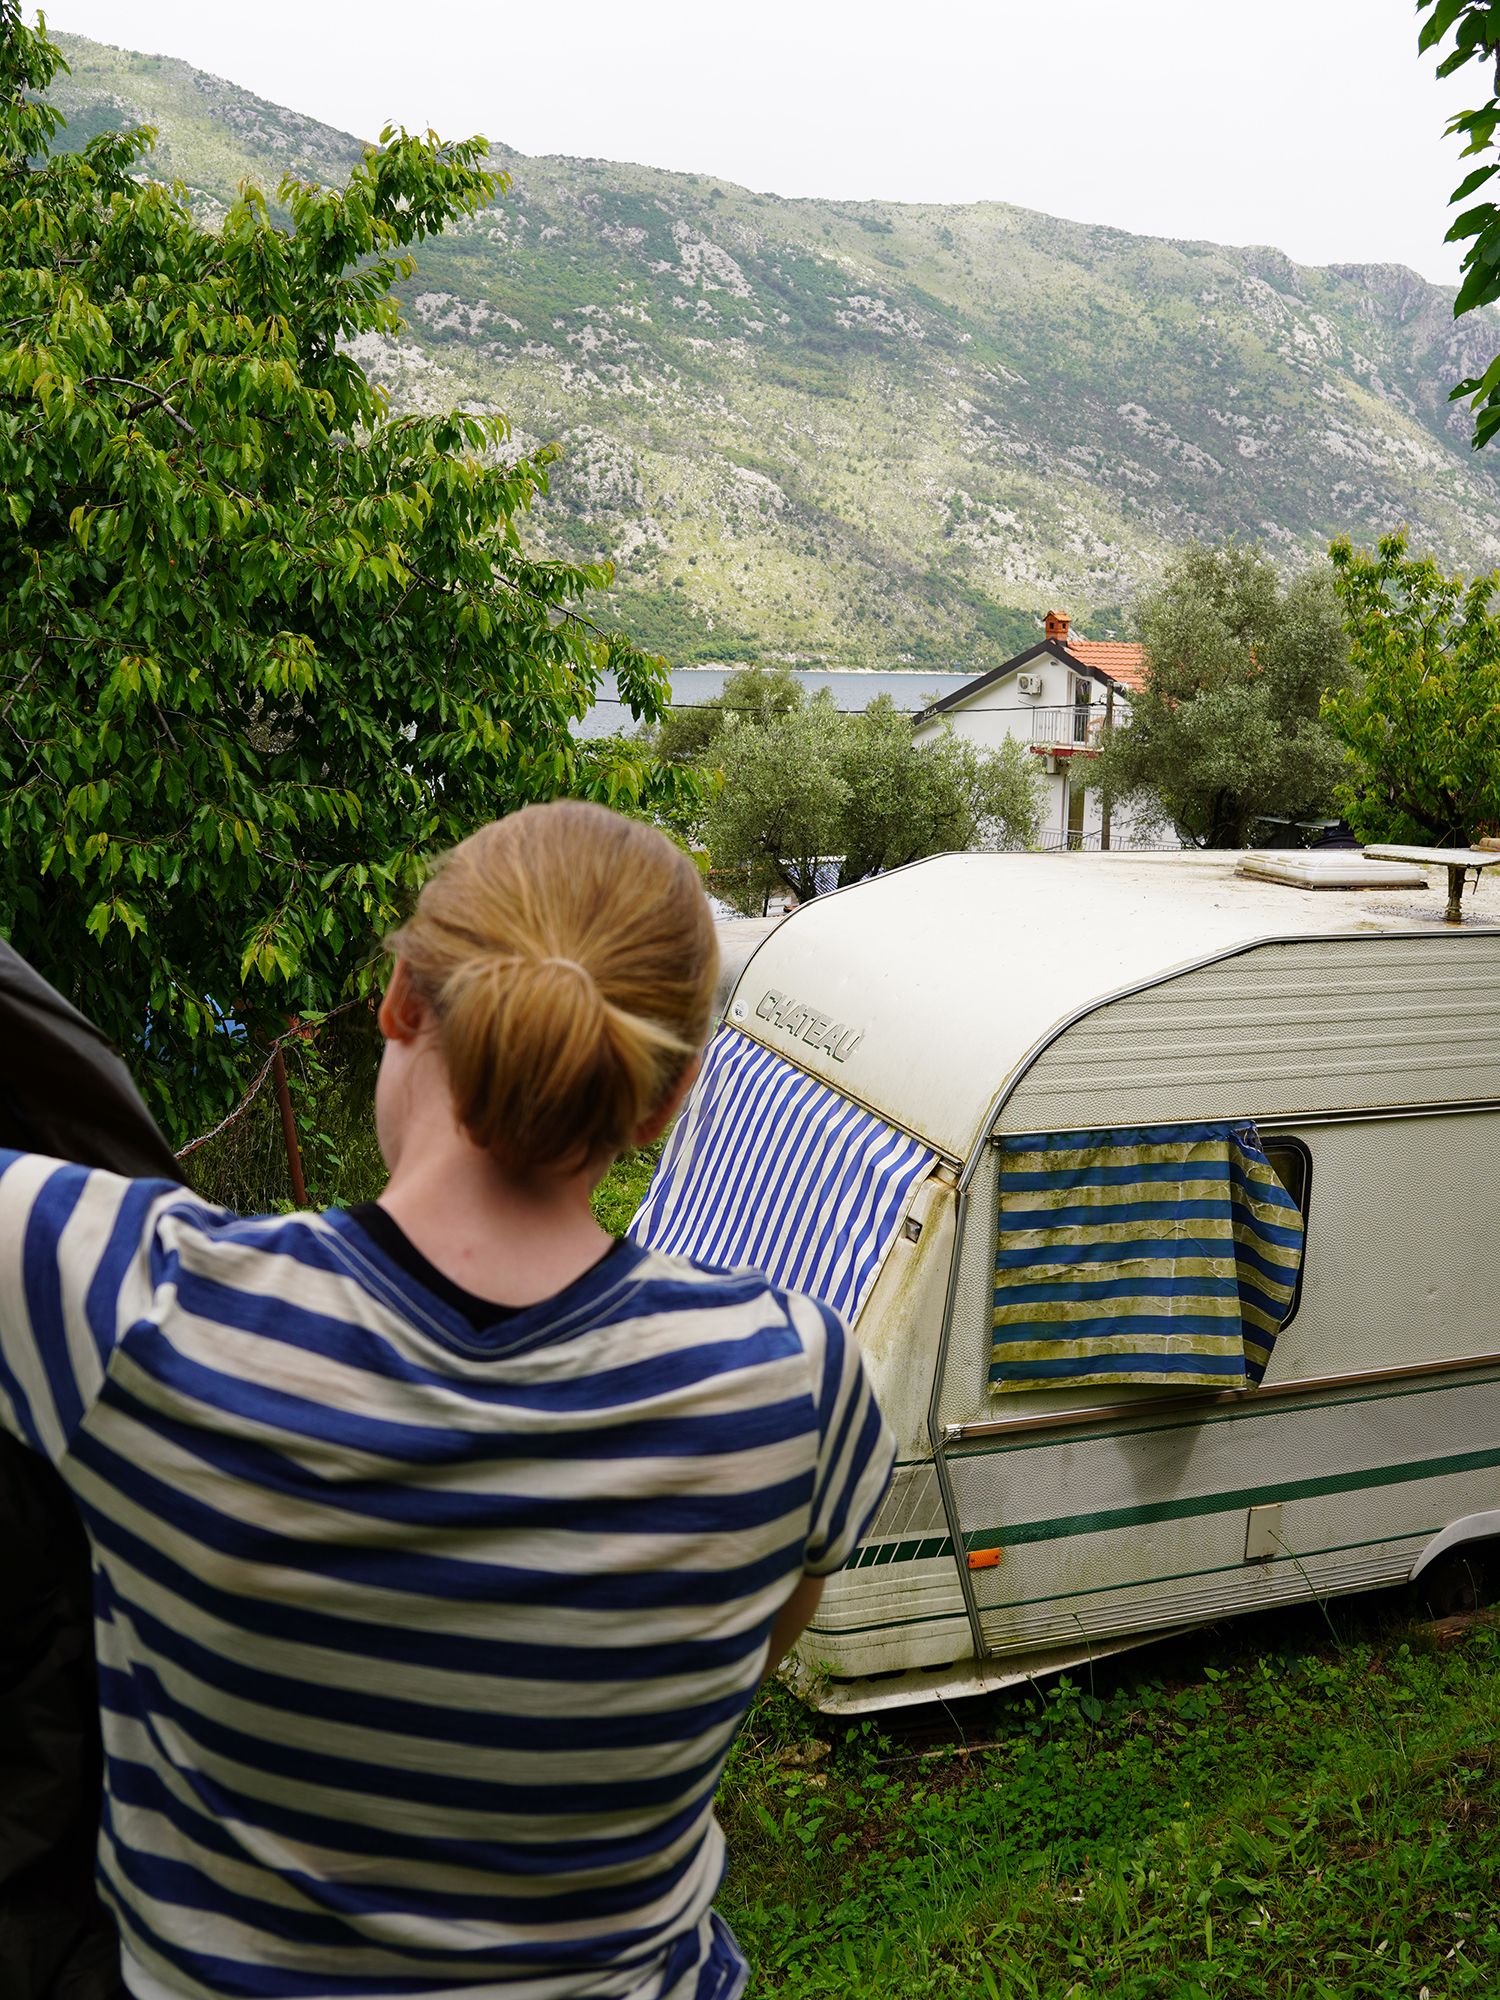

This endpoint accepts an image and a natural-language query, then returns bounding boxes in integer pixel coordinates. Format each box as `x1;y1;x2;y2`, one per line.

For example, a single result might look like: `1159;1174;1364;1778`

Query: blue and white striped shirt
0;1154;894;2000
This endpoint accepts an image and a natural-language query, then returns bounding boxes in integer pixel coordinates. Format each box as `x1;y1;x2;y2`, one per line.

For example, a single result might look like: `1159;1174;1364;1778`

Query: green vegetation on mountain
44;31;1500;674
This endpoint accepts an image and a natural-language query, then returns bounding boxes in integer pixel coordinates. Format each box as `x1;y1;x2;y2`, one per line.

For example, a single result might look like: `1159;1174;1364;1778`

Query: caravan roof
724;850;1500;1162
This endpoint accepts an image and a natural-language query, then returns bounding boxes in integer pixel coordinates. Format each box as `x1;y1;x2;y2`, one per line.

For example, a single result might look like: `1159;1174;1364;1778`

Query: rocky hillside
45;32;1500;669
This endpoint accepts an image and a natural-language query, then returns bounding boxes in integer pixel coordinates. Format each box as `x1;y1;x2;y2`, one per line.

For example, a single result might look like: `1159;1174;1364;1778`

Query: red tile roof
1064;638;1148;693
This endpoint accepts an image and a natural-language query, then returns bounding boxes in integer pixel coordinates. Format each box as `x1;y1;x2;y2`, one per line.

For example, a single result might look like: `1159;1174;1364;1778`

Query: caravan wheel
1414;1545;1492;1620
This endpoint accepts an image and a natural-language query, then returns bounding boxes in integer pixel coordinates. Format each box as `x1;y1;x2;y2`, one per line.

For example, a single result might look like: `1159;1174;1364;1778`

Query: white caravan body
699;851;1500;1712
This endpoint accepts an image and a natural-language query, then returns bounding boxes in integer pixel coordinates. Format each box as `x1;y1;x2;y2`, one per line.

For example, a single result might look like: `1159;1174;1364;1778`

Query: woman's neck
376;1051;613;1310
377;1160;612;1310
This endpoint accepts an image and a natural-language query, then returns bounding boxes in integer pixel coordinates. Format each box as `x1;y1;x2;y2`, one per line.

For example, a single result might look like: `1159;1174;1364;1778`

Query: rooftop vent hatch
1235;852;1429;892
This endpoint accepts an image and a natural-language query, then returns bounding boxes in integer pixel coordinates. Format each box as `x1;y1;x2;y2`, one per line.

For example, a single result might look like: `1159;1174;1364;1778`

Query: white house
912;610;1170;850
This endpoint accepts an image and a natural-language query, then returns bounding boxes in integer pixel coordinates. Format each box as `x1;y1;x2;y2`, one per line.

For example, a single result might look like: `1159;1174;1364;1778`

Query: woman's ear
630;1052;701;1150
378;959;430;1044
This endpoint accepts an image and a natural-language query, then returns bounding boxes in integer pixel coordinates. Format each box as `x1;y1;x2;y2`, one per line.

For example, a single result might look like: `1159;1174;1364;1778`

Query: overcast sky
51;0;1479;285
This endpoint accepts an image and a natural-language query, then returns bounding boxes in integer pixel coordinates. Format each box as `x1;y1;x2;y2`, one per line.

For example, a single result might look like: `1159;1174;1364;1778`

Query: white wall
914;660;1170;848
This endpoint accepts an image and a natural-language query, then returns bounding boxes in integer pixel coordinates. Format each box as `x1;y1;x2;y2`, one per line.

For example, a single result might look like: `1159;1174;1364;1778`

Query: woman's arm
0;1155;178;1461
762;1572;825;1682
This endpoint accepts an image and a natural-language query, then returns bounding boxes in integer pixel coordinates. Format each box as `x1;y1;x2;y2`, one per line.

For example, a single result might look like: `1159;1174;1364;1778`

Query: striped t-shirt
0;1153;894;2000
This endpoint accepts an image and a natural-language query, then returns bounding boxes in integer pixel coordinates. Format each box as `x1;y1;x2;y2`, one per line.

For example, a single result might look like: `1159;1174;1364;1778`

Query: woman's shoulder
148;1198;397;1306
623;1242;847;1359
152;1196;345;1256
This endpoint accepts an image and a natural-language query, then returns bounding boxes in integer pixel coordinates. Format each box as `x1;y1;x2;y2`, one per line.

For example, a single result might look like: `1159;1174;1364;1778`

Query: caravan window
1263;1138;1310;1217
630;1028;936;1323
991;1121;1306;1394
1260;1136;1311;1332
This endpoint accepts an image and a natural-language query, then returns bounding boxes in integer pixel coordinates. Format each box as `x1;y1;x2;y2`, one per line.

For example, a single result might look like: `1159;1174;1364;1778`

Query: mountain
43;32;1500;670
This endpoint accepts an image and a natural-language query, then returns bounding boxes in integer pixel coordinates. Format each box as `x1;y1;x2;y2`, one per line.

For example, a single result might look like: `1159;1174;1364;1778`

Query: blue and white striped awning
630;1028;935;1323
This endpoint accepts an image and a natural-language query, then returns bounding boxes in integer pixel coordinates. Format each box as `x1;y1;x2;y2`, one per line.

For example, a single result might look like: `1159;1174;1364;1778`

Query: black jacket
0;942;182;2000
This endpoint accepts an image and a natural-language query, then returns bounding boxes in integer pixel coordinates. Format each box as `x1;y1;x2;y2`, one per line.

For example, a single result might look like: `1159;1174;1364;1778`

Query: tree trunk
1208;791;1249;848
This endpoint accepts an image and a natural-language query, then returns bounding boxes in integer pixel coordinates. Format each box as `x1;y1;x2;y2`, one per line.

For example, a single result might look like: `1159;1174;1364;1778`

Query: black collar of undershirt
346;1203;625;1334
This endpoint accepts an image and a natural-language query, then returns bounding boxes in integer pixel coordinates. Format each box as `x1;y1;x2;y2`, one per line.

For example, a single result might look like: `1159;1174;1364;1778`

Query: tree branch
82;375;198;438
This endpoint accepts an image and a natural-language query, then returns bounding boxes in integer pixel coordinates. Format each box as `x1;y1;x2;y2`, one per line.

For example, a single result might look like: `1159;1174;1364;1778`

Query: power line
587;696;1063;717
587;696;928;715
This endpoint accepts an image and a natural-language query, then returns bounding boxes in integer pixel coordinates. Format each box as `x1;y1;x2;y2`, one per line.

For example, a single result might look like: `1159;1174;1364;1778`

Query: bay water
577;668;974;739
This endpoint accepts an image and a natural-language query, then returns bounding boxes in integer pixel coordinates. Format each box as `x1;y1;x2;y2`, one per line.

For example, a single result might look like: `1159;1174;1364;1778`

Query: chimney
1044;609;1071;646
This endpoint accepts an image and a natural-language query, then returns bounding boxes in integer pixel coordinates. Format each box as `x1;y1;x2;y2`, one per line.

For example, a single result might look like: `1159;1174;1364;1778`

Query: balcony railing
1030;704;1108;751
1028;829;1184;853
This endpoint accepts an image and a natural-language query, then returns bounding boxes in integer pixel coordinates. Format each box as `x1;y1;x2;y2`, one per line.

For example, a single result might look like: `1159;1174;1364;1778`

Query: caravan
633;850;1500;1711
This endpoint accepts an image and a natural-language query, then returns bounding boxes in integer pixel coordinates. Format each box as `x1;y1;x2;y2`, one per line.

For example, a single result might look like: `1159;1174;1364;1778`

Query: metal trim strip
821;1529;1435;1633
944;1348;1500;1444
926;1175;987;1659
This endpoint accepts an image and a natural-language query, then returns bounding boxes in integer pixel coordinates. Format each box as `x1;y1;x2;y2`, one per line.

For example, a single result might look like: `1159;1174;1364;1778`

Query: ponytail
387;803;717;1172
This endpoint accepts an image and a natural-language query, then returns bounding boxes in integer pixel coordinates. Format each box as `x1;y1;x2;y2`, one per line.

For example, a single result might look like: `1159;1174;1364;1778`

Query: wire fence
174;1047;282;1161
174;995;371;1166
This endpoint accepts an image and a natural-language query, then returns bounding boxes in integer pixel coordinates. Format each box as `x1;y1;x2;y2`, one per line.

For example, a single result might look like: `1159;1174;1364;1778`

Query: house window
1065;773;1086;850
1071;675;1092;744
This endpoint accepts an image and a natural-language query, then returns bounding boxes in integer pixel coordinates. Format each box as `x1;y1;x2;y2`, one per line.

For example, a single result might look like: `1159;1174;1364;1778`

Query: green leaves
1418;1;1500;442
695;674;1042;912
0;7;677;1144
1417;0;1473;55
84;895;146;942
1325;531;1500;844
1093;543;1351;848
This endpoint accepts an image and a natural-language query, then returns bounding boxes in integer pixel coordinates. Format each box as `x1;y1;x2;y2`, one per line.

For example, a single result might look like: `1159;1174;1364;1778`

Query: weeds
720;1604;1500;1997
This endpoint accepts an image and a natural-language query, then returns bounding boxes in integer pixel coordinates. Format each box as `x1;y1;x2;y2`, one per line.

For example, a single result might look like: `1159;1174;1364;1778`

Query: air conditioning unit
1017;673;1044;697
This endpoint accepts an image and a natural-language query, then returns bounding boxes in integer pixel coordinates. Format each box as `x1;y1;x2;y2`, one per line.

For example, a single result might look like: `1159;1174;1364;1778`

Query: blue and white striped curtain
630;1028;935;1323
992;1122;1305;1394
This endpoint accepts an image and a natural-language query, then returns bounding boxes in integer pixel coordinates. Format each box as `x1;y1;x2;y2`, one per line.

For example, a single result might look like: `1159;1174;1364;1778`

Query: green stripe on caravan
848;1440;1500;1566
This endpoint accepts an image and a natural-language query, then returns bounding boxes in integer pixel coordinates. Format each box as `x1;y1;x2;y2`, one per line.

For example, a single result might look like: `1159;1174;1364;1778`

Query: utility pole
1100;684;1115;851
271;1045;308;1207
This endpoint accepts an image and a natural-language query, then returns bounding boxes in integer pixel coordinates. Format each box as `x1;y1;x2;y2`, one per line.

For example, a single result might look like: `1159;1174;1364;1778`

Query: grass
720;1600;1500;1998
590;1140;664;1234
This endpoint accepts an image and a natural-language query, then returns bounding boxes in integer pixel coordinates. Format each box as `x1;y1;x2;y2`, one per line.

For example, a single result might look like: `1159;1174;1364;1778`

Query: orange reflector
966;1547;1002;1570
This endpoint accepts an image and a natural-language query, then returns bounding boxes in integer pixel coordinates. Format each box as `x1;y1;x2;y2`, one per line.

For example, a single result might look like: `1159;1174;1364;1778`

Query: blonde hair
386;802;718;1173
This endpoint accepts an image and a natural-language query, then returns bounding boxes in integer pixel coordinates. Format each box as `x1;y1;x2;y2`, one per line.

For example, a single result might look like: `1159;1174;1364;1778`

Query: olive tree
702;690;1042;913
1092;544;1350;849
652;662;805;769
